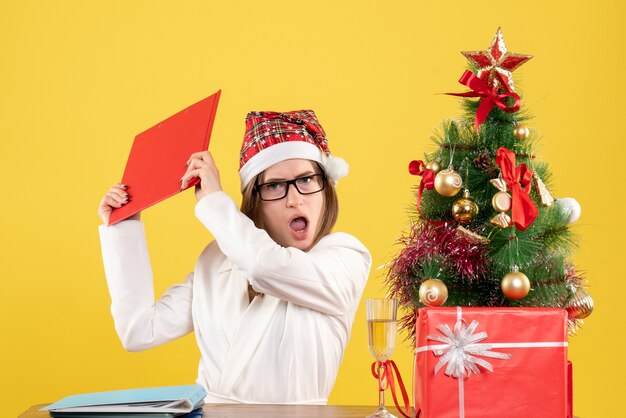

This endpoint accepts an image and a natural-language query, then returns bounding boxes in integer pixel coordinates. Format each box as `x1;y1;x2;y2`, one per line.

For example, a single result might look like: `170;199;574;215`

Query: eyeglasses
255;173;326;201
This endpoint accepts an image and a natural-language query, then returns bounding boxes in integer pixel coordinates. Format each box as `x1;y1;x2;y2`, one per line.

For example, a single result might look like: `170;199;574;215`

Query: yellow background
1;1;623;417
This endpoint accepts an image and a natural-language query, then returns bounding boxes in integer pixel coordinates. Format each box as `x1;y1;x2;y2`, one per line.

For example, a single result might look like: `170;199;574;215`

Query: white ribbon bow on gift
427;319;512;378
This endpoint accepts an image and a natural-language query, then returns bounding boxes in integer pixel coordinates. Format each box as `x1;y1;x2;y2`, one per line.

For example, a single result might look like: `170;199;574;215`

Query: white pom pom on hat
238;110;348;191
323;154;349;185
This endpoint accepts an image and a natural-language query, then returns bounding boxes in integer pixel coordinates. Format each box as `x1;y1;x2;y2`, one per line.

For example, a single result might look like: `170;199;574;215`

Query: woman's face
259;159;325;251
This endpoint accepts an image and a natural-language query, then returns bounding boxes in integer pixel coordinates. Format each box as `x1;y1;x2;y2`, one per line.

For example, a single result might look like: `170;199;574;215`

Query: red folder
108;90;221;225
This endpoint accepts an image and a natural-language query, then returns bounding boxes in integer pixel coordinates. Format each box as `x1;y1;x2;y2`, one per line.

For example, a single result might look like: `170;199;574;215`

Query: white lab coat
99;191;371;404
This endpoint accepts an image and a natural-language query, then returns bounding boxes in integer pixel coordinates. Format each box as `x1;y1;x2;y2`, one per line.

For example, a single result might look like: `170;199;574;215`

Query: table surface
20;404;409;418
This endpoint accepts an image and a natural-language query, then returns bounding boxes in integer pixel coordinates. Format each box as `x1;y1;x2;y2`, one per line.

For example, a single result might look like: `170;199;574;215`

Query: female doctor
97;110;372;404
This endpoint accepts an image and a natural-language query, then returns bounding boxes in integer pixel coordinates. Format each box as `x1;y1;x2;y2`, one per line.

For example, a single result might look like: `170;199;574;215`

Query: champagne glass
366;298;398;418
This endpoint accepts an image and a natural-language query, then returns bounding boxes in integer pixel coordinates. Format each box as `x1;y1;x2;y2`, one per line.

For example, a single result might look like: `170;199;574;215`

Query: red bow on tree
447;70;521;132
408;160;446;227
409;160;434;192
495;147;538;231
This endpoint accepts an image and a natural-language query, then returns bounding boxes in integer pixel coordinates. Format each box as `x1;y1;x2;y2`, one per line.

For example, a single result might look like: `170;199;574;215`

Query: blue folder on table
40;384;206;417
46;411;202;418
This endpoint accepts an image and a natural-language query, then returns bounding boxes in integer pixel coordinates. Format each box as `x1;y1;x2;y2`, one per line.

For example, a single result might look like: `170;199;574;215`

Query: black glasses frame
254;173;326;201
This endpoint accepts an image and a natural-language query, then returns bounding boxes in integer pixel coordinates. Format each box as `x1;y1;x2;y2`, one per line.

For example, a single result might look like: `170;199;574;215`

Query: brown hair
240;162;339;250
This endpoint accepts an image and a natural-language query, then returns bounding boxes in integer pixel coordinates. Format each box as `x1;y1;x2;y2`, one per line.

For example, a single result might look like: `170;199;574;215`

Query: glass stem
378;363;386;412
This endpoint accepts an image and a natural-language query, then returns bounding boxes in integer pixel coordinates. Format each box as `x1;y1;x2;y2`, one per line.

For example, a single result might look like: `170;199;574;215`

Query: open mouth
289;216;309;233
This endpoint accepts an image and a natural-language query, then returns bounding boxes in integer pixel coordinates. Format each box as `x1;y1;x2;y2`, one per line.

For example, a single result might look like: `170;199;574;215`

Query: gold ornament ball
452;190;479;224
419;279;448;307
513;124;530;140
566;290;594;320
492;191;512;213
501;271;530;300
426;160;442;174
434;168;463;197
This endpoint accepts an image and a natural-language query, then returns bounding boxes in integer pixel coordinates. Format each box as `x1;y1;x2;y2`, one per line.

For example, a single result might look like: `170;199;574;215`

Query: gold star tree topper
462;27;533;93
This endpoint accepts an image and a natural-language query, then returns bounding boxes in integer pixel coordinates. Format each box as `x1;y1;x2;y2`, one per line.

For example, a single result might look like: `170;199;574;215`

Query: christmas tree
387;28;593;344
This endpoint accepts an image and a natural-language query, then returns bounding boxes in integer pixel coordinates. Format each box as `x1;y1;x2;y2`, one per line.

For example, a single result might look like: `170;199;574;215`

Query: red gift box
414;307;568;418
567;360;573;418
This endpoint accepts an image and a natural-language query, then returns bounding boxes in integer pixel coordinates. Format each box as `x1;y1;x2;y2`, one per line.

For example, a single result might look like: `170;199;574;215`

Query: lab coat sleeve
99;220;194;351
195;192;371;316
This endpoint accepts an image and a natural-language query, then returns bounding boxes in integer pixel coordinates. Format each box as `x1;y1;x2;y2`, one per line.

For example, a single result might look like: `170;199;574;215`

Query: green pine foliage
407;95;579;309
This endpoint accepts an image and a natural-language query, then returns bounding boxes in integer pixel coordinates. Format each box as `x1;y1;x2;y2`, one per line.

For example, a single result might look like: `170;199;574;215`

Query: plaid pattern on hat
239;110;330;169
238;110;343;191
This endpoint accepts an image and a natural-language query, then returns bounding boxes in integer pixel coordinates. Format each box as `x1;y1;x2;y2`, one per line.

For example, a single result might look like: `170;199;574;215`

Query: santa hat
238;110;348;191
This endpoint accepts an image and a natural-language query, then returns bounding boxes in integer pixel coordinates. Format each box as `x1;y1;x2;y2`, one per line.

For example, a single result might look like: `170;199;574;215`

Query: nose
285;183;303;207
